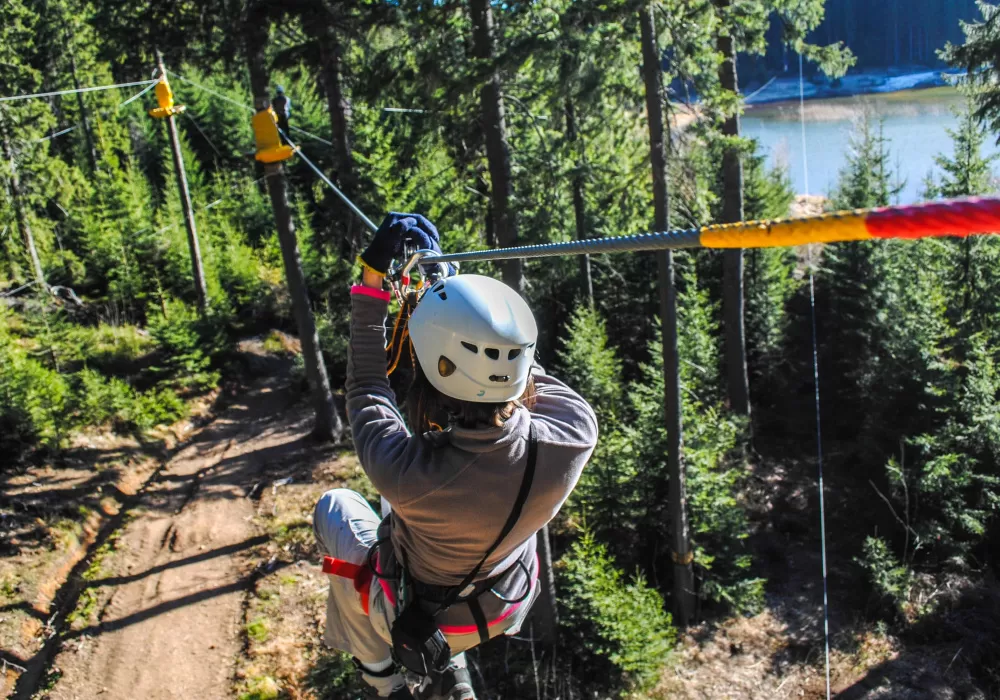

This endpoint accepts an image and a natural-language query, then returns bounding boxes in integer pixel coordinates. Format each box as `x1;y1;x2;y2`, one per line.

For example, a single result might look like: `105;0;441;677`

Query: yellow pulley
252;107;295;163
148;77;186;119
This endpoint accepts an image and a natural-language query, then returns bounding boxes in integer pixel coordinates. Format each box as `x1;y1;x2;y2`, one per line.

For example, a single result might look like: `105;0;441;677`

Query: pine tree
929;96;1000;327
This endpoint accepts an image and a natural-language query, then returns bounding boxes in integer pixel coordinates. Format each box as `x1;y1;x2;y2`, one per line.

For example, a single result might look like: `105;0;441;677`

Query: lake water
742;88;1000;205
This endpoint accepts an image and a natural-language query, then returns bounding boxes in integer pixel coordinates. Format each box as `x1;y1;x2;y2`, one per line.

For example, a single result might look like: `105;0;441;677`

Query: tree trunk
67;30;99;173
531;525;559;646
316;25;361;258
565;98;593;305
639;3;695;628
245;3;271;197
246;12;343;443
1;120;47;290
157;50;208;313
469;0;524;293
264;161;342;442
715;0;751;419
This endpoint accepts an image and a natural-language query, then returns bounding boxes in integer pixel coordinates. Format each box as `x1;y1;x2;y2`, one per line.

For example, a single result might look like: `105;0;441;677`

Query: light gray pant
313;488;396;665
313;488;536;667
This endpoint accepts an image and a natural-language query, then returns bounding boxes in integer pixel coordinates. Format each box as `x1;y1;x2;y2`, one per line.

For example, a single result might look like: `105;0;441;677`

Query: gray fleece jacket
346;293;598;608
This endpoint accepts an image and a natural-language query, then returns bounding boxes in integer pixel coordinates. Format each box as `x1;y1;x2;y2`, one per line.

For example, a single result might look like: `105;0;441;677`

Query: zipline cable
166;70;254;113
18;82;163;149
799;52;810;196
282;131;379;232
411;197;1000;264
118;79;160;108
744;76;777;103
800;52;829;700
0;79;158;104
0;280;38;298
33;125;78;143
167;70;335;146
808;246;832;700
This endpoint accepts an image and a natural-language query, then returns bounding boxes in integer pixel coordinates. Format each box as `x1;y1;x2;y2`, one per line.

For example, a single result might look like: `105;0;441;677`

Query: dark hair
406;360;537;434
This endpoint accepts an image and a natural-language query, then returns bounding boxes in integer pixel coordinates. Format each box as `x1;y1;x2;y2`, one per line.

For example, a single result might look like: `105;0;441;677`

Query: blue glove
402;214;456;276
403;214;443;255
360;213;444;275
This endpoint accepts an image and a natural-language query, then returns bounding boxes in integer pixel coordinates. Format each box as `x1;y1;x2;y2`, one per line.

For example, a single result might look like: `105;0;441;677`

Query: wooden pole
156;49;208;313
253;95;342;441
639;3;695;628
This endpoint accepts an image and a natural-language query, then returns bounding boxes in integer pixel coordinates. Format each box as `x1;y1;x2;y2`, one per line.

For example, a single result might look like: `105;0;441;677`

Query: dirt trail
41;378;316;700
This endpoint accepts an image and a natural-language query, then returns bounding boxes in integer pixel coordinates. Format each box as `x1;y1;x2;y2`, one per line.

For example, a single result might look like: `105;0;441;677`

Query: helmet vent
489;375;510;383
484;348;500;360
461;341;478;354
437;291;447;300
508;349;522;360
438;356;456;377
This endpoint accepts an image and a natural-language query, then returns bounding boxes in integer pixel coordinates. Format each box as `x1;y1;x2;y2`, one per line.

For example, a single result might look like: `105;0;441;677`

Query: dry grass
235;449;377;700
649;612;904;700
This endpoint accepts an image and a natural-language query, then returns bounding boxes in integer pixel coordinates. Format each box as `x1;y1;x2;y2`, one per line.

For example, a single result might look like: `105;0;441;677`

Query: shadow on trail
836;586;1000;699
64;560;294;642
84;535;269;589
9;378;321;700
0;601;46;621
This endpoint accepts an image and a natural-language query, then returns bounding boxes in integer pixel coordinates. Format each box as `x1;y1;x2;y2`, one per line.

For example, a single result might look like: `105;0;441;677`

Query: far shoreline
745;85;963;123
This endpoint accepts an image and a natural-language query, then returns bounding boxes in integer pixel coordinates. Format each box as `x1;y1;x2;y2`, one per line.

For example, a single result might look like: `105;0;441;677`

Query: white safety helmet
408;275;538;403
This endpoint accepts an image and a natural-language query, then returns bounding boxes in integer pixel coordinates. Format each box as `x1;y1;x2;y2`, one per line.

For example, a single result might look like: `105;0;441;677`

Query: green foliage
147;300;223;392
0;318;72;454
556;303;623;421
943;1;1000;143
557;530;675;691
931;95;998;199
572;267;761;614
831;109;904;210
857;536;914;620
73;369;186;432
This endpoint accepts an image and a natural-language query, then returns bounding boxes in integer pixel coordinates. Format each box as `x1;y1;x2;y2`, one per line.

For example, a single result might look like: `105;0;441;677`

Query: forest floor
3;346;998;700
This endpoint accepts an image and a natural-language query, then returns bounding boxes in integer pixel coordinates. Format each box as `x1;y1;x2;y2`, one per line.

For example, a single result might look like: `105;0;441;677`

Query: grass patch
307;651;369;699
270;520;314;558
246;617;270;643
66;535;119;627
238;674;281;700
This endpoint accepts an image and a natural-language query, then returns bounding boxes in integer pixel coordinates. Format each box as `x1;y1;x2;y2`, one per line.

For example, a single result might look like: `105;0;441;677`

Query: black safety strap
468;599;490;645
435;422;538;614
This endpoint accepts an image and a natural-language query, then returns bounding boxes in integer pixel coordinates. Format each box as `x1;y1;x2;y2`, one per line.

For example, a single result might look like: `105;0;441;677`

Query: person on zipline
271;85;290;144
313;213;598;699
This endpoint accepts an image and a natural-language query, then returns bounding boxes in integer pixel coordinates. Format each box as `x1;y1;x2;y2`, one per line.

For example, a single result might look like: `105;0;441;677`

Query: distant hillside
743;0;982;82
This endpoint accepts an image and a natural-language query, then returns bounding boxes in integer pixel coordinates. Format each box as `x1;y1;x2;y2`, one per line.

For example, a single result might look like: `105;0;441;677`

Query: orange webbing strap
323;555;373;615
385;293;418;376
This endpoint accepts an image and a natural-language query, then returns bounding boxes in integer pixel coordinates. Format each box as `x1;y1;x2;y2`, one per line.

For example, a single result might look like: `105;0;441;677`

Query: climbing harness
323;555;374;615
389;422;538;675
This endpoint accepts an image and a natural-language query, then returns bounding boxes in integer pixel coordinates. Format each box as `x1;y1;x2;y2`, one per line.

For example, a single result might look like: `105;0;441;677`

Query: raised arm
346;214;445;500
529;369;599;449
345;282;417;501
